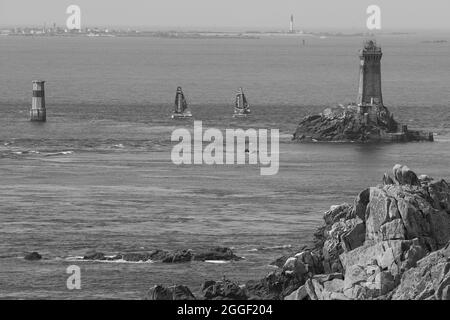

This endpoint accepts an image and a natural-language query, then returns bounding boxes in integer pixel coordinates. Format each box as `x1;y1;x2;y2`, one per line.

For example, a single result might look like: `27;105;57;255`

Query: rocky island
293;40;434;143
76;246;243;263
148;164;450;300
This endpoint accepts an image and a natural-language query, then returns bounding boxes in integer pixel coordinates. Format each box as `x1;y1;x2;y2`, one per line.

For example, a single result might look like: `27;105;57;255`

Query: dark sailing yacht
233;87;250;117
171;86;192;119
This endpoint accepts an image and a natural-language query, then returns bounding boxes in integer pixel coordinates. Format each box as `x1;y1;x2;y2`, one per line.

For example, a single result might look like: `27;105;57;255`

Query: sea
0;33;449;299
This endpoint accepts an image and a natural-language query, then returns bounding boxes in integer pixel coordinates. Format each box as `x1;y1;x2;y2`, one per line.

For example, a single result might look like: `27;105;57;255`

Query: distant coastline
421;39;448;44
0;26;413;39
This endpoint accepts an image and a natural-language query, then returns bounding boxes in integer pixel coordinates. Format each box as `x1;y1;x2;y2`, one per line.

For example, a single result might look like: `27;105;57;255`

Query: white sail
172;87;192;118
233;87;250;117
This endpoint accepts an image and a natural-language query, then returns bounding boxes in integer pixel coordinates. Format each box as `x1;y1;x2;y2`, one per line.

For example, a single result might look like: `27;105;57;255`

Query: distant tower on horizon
357;40;383;107
289;14;294;33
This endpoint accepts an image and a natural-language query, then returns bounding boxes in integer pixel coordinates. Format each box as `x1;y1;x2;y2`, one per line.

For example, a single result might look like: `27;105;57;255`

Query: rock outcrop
118;250;168;262
193;247;241;262
202;278;248;300
292;104;433;143
81;247;242;263
392;242;450;300
145;165;449;300
24;252;42;261
146;285;196;300
282;164;450;300
244;270;306;300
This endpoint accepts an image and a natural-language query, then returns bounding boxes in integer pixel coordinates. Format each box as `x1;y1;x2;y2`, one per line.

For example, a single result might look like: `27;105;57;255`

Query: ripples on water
0;35;449;299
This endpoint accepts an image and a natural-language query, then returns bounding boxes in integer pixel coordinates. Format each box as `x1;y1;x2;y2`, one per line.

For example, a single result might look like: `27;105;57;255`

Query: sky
1;0;450;31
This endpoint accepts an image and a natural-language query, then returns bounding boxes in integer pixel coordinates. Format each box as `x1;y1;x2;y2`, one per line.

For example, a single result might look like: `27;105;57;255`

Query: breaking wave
246;244;292;252
65;256;154;264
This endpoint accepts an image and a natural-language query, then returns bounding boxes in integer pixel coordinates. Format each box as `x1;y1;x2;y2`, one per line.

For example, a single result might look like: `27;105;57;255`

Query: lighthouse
357;40;383;107
30;80;46;122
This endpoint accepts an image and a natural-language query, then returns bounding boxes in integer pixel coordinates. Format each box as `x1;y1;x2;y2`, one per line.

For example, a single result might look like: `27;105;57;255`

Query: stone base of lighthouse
30;108;46;122
292;104;434;143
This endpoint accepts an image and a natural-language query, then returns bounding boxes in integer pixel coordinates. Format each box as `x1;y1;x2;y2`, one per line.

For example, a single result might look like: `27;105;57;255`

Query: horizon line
1;24;450;33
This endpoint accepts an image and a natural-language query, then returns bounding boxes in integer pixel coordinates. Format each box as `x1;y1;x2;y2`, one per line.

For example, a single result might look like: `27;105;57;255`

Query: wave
65;256;84;261
43;151;74;156
65;256;154;264
8;150;74;157
204;260;231;264
97;259;154;264
246;244;292;252
13;150;40;155
434;137;450;143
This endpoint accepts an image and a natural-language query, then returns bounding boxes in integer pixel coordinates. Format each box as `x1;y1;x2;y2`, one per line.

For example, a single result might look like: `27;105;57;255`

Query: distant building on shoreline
289;15;294;33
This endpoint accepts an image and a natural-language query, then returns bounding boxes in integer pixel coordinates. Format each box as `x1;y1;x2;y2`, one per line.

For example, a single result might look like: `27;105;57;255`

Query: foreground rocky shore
149;164;450;300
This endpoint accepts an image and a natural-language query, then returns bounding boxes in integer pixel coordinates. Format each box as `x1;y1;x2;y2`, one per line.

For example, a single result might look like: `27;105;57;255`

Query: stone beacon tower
30;80;46;122
357;40;383;107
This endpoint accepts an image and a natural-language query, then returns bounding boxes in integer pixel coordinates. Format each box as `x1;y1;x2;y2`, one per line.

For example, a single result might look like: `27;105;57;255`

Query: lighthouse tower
357;40;383;107
289;15;294;33
30;80;46;122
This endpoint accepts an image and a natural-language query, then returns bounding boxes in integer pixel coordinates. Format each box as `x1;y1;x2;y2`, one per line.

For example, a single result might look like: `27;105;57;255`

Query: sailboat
233;87;251;117
171;86;192;119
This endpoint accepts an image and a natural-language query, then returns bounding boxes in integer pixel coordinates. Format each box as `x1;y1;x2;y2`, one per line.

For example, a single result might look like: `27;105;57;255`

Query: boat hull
171;112;192;119
233;109;250;118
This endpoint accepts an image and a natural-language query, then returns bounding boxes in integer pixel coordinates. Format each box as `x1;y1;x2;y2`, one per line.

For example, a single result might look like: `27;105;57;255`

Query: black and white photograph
0;0;449;310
